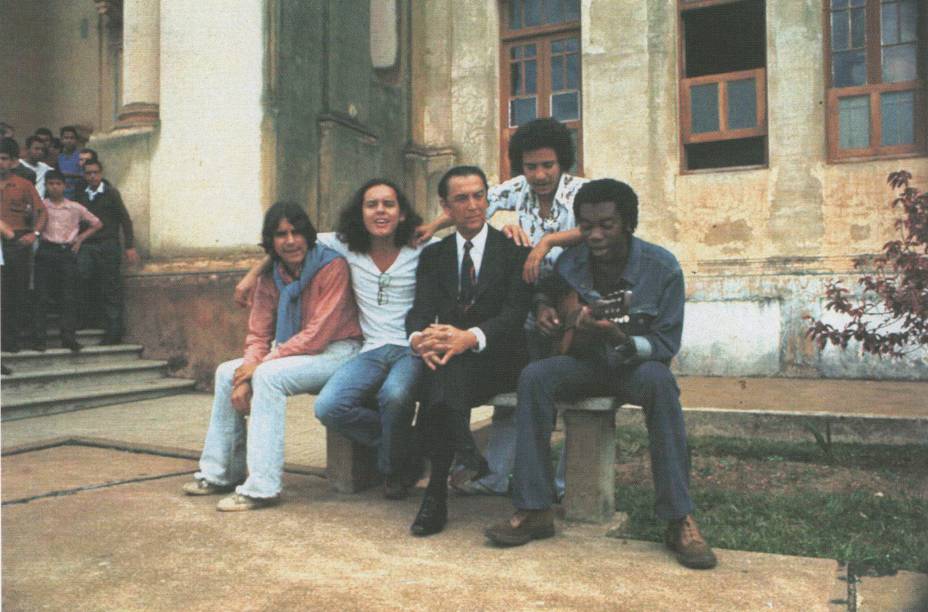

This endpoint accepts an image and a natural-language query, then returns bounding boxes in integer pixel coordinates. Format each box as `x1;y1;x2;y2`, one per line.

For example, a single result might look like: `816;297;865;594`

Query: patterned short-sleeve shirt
486;173;588;279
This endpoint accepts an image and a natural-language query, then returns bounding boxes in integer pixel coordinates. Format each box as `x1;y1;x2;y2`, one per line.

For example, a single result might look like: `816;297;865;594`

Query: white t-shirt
317;232;431;353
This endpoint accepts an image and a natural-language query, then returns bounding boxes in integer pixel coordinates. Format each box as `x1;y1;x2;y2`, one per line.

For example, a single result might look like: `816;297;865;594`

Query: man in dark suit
406;165;532;536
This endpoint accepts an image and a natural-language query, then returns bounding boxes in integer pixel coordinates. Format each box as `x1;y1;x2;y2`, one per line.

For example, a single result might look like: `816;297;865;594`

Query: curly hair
261;201;318;262
336;178;422;253
508;118;575;177
573;179;639;235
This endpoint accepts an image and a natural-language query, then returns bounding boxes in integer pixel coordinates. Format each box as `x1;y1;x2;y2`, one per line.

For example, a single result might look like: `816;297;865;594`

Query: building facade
3;0;926;383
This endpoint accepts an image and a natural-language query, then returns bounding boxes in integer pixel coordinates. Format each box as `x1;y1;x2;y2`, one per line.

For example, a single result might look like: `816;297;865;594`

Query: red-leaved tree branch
806;171;928;358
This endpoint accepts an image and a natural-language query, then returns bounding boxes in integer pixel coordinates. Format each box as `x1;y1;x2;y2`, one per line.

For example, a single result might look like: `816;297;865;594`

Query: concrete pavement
2;377;927;610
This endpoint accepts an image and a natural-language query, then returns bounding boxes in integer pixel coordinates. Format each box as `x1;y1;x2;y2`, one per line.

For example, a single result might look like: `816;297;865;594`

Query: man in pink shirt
33;171;102;352
183;201;363;512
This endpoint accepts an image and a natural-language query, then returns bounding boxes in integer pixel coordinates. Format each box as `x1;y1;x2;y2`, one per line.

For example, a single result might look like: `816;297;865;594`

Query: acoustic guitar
557;289;633;355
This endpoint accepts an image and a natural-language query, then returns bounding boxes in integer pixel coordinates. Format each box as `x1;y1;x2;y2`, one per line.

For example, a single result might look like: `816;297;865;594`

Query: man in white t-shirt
18;136;52;198
235;179;430;499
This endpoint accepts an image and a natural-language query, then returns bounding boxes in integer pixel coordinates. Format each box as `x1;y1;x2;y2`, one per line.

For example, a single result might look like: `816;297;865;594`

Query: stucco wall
1;0;105;136
147;0;266;257
416;0;928;379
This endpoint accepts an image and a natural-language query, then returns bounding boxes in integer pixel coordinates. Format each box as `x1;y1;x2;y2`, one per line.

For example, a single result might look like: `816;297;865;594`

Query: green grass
593;430;928;575
615;484;927;575
616;428;928;471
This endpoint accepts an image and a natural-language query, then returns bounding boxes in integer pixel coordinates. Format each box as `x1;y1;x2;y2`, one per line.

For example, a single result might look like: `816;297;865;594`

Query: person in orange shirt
1;137;46;353
182;202;363;512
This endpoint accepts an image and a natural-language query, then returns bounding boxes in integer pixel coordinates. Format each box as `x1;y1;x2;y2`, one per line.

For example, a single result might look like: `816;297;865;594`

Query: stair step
1;345;144;372
0;378;198;421
44;329;106;346
2;360;170;395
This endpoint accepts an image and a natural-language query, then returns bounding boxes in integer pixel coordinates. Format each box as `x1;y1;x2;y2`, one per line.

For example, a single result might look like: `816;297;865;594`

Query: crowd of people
182;118;718;571
0;123;137;365
1;116;716;570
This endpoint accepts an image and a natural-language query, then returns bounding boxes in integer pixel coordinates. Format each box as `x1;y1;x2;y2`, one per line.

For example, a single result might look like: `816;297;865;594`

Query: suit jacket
406;224;531;361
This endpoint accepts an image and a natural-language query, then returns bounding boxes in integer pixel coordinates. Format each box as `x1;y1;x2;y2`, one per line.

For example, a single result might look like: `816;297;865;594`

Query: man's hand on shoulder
501;223;531;247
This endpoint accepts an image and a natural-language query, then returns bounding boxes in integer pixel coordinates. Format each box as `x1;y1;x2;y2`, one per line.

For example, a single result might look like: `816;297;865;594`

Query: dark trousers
34;242;80;344
418;349;525;495
1;240;33;351
77;239;123;339
512;356;695;521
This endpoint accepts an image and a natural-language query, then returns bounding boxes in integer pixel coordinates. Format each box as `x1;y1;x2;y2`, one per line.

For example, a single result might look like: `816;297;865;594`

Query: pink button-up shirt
42;198;101;244
242;257;363;366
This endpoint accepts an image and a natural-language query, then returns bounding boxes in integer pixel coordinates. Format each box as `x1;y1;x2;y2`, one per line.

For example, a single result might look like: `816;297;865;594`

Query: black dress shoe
410;493;447;537
99;337;122;346
31;342;47;352
1;364;12;375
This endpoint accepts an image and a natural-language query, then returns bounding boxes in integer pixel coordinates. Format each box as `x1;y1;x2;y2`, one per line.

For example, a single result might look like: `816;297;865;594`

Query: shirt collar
455;222;489;253
86;182;105;198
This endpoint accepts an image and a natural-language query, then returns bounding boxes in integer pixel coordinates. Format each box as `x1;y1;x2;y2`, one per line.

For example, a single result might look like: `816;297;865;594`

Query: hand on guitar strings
575;305;627;345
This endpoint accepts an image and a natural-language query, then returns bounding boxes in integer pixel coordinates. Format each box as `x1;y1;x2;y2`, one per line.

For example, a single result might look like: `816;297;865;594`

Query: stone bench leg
561;407;617;523
325;429;380;493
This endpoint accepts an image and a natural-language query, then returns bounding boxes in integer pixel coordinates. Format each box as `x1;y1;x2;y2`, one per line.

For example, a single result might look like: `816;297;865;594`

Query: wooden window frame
677;0;769;173
680;68;767;144
824;0;927;162
499;1;582;179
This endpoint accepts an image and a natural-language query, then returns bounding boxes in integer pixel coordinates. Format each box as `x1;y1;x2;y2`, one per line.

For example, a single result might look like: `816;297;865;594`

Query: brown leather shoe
485;509;555;547
665;515;718;569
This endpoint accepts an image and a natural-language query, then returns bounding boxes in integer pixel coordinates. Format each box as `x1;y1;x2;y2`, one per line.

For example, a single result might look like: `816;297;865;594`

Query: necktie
459;240;476;306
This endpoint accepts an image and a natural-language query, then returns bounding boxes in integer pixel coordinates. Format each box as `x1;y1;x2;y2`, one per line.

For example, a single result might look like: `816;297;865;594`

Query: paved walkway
2;376;927;610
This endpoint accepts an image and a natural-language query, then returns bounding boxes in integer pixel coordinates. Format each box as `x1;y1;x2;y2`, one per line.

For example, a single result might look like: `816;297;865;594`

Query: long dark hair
336;178;422;253
261;201;318;262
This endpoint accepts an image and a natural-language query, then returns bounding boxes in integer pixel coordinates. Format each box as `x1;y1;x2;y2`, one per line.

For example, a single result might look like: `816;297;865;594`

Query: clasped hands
411;324;478;371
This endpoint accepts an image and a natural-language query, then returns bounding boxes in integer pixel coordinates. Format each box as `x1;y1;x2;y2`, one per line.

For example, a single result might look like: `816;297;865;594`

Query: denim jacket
537;236;684;368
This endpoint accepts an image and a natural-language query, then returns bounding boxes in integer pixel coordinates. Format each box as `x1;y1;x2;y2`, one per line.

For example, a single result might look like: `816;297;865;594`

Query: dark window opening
684;137;767;171
682;0;766;77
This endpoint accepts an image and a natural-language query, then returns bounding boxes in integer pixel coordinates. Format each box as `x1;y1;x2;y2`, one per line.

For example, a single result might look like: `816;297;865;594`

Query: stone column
116;0;159;128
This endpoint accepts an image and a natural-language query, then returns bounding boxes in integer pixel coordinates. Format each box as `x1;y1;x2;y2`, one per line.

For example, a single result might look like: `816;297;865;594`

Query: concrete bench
489;392;624;524
325;393;626;524
325;429;381;493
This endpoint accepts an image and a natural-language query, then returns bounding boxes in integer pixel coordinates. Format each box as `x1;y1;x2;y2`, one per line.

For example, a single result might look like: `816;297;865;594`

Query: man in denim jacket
485;179;717;570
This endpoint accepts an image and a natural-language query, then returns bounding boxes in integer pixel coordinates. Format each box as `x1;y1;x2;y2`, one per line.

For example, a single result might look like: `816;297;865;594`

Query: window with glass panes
825;0;925;160
678;0;768;172
500;0;582;178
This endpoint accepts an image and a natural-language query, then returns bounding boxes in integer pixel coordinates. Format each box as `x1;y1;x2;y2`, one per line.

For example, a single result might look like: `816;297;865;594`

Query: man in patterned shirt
416;118;588;496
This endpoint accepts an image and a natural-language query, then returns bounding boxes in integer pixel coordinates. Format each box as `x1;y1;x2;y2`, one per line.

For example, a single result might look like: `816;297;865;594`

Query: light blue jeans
195;339;361;499
314;344;423;475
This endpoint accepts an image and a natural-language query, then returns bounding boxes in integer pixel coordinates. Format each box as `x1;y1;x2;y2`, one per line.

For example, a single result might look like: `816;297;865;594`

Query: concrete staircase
1;328;197;421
